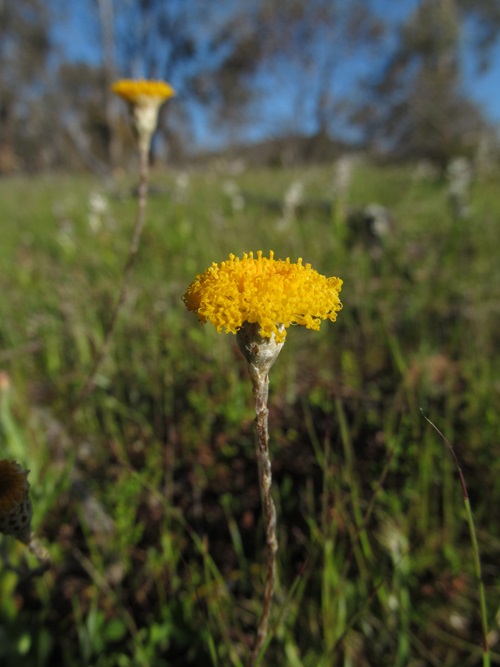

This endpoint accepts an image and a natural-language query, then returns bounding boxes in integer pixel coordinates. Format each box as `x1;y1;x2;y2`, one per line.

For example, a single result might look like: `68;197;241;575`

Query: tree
96;0;122;169
3;0;499;172
104;0;383;154
0;0;51;172
108;0;267;151
459;0;500;65
249;0;384;149
355;0;488;166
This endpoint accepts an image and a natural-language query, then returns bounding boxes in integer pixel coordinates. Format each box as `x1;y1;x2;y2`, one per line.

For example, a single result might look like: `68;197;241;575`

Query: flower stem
247;367;278;667
72;145;150;414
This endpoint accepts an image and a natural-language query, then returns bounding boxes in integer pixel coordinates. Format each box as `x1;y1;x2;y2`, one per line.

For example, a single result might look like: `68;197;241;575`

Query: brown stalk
71;145;150;415
247;367;278;667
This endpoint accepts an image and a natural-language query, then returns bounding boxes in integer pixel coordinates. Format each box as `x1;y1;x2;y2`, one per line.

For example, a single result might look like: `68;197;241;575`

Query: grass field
0;158;499;666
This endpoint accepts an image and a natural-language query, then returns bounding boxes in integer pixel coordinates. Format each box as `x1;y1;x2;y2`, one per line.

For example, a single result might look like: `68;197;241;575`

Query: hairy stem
247;367;278;667
72;146;150;414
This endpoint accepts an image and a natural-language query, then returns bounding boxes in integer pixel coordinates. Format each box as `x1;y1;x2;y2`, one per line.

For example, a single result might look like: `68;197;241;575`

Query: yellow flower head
112;79;175;106
0;460;32;543
183;251;343;343
112;79;175;154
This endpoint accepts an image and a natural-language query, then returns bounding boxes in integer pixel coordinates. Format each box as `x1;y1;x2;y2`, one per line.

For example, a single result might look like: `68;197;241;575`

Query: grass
0;158;499;666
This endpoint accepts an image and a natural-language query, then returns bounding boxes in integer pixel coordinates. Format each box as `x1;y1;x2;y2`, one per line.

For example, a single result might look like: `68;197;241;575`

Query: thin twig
421;410;490;666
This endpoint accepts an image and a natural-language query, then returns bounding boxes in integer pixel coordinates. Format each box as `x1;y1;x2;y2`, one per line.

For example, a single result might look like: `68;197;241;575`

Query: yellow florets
112;79;175;105
183;251;343;343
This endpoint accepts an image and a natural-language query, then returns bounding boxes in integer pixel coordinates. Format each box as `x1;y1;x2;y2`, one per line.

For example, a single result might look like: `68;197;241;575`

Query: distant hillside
187;131;363;168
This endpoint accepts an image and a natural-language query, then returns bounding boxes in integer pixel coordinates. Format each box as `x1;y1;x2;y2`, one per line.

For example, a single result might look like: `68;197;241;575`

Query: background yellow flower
111;79;175;106
112;79;176;155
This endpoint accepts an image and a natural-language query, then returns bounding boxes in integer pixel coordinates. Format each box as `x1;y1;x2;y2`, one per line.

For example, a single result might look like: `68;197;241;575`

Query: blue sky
53;2;500;147
461;32;500;124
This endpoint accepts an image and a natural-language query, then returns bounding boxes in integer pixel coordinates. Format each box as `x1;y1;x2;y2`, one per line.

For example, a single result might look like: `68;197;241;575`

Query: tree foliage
0;0;499;172
0;0;51;171
356;0;487;166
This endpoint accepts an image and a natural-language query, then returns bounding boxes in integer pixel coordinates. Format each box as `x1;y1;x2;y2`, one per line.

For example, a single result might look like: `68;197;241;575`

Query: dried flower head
0;460;33;544
183;251;343;343
112;79;175;154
